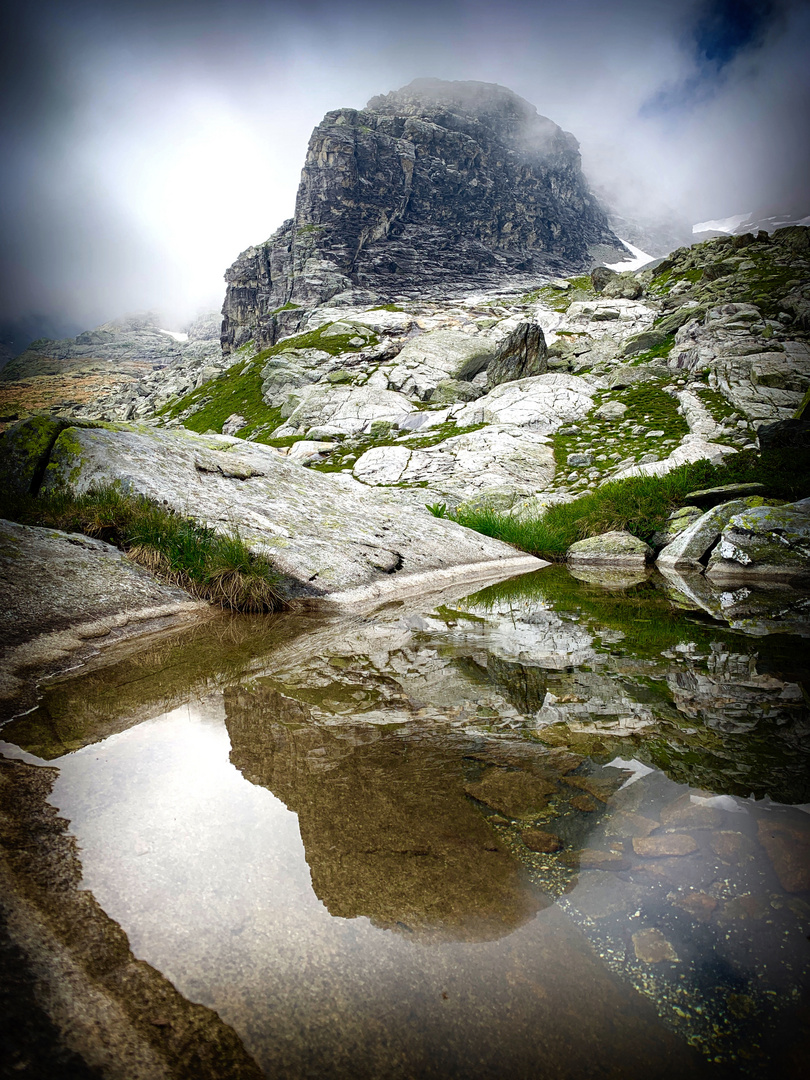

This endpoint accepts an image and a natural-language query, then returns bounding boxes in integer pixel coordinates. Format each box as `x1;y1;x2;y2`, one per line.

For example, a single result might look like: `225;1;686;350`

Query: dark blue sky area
693;0;774;68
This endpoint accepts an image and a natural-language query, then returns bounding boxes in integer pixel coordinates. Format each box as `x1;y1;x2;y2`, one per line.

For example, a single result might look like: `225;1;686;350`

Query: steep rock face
221;79;623;351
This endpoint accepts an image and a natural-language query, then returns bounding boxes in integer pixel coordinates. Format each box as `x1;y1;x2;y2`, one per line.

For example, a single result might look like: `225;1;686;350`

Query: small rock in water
709;830;755;865
571;794;597;812
757;819;810;893
632;927;679;963
573;849;629;871
671;890;718;922
521;828;563;853
633;834;698;857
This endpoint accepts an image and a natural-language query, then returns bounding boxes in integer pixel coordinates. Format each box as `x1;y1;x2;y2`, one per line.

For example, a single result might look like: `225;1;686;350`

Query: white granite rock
383;329;496;400
453;373;597;432
353;424;554;503
610;435;737;482
270;384;417;438
41;424;542;600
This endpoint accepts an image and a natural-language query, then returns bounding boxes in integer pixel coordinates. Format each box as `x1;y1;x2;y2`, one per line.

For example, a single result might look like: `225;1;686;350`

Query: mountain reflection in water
2;567;808;1078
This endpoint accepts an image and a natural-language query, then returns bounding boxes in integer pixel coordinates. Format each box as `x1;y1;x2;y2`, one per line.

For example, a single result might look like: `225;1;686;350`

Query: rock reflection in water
4;566;809;1078
225;684;540;940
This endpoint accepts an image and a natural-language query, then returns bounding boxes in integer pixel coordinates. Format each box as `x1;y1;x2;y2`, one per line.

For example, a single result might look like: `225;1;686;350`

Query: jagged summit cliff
221;79;625;351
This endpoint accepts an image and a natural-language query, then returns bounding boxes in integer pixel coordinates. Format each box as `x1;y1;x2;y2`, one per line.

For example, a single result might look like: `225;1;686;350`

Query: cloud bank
1;0;807;330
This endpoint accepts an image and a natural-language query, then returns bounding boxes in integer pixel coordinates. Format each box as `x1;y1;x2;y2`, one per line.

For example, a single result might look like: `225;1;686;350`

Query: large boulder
454;373;596;433
352;424;554;503
486;323;547;389
757;419;810;450
38;424;542;601
567;531;653;568
706;499;810;581
0;415;71;496
657;497;777;570
602;273;643;300
384;329;496;401
269;384;416;438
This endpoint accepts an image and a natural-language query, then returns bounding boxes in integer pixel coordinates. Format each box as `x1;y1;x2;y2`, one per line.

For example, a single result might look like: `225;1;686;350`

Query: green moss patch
160;324;379;443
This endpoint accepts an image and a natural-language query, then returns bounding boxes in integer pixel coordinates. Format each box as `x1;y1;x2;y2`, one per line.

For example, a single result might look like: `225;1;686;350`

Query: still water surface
4;567;809;1077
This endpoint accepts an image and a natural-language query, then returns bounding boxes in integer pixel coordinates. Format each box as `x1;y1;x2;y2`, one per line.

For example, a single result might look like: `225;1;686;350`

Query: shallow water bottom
3;568;809;1077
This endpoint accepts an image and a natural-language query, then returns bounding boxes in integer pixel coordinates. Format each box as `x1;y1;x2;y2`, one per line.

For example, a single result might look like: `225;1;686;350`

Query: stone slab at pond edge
40;424;545;604
567;531;653;568
0;519;208;712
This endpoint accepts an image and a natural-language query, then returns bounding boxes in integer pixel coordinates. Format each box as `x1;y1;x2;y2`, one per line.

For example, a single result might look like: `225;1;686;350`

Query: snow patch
605;239;655;272
692;212;752;234
160;329;188;342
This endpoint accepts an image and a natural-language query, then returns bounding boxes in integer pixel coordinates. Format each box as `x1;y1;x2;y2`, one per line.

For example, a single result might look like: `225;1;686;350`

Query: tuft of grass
2;483;286;613
448;448;810;558
426;502;448;518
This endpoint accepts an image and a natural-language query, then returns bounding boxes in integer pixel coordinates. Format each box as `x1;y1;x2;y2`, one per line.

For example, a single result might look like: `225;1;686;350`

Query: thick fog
1;0;807;332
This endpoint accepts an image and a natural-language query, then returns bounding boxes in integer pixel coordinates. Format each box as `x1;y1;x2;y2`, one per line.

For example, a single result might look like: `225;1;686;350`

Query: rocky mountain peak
221;79;625;352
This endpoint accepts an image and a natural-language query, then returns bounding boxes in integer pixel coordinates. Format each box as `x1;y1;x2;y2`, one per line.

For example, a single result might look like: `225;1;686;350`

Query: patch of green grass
448;448;810;558
551;377;688;487
695;385;737;423
159;324;379;442
370;304;405;313
629;333;676;365
309;421;487;475
271;302;301;314
3;484;286;612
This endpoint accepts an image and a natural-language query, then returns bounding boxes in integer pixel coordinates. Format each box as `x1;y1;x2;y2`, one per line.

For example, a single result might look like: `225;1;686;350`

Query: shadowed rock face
225;683;541;941
222;78;624;351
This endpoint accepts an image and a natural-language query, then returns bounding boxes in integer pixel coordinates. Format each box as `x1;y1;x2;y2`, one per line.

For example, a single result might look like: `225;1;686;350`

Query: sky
1;0;808;331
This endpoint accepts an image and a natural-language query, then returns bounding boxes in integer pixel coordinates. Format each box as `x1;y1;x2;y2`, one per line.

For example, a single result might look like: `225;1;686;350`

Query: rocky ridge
0;311;224;428
220;79;625;351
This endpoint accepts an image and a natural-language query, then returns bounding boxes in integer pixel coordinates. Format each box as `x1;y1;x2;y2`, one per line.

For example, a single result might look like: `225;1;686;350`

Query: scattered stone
567;531;653;568
672;891;718;922
567;451;593;467
464;770;558;819
593;400;627;420
757;818;810;892
521;828;563;853
633;834;698;857
709;831;756;864
632;927;678;963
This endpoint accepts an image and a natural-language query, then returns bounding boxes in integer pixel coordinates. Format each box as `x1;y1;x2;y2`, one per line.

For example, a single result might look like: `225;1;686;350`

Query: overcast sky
1;0;808;330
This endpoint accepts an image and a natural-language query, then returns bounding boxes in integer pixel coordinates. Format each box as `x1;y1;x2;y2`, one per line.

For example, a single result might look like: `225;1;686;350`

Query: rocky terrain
220;78;625;351
63;224;808;502
0;311;223;428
